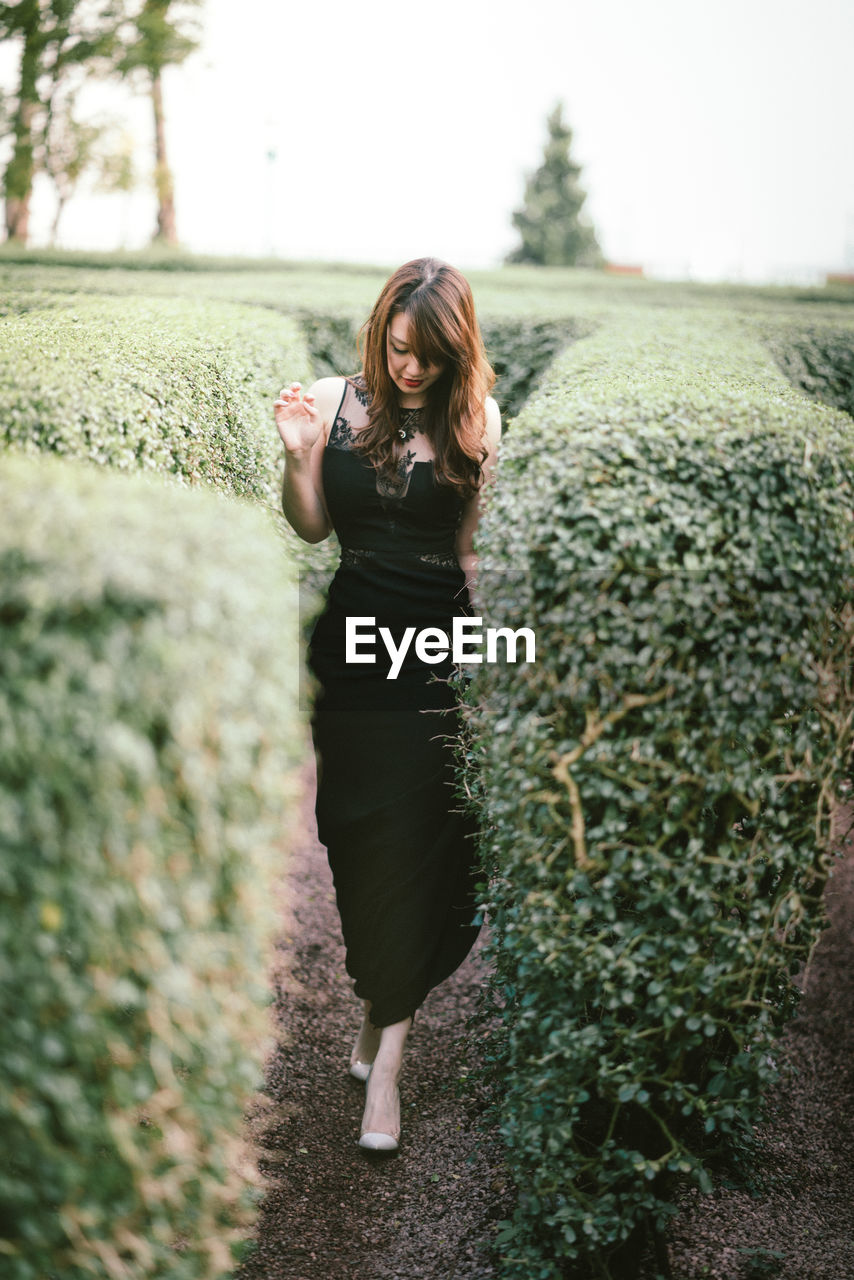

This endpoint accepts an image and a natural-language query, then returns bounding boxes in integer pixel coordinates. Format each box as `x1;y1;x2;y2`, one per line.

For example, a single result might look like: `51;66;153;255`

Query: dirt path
237;753;512;1280
238;764;854;1280
667;804;854;1280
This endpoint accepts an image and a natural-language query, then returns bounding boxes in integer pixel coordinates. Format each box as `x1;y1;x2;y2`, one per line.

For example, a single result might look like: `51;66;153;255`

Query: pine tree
506;102;601;267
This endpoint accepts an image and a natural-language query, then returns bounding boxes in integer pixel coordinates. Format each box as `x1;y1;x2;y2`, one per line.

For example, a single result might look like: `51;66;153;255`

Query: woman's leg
350;999;382;1072
360;1015;412;1143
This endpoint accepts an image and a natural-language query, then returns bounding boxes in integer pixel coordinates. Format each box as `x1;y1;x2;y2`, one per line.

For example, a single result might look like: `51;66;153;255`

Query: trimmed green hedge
482;317;587;420
0;262;388;322
4;250;854;312
760;314;854;420
4;259;852;1278
0;456;299;1280
289;307;584;420
0;292;311;510
463;310;854;1279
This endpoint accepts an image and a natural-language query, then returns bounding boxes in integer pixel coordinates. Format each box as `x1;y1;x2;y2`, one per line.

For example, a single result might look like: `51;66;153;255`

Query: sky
2;0;854;281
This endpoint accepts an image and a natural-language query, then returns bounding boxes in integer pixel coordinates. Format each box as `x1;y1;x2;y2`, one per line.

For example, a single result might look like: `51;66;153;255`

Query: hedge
759;312;854;420
4;251;854;312
3;261;852;1279
462;309;854;1279
0;261;387;323
0;456;299;1280
289;306;584;419
0;292;311;511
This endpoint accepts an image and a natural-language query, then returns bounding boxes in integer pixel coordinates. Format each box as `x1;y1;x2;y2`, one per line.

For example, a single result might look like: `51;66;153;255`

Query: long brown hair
355;257;495;498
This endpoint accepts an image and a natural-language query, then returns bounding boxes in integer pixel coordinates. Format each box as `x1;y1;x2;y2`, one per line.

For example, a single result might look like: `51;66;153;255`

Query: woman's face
386;312;445;406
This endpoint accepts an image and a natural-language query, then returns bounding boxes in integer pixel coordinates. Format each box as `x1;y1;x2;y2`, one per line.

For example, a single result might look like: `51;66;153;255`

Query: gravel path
237;762;854;1280
666;803;854;1280
237;752;513;1280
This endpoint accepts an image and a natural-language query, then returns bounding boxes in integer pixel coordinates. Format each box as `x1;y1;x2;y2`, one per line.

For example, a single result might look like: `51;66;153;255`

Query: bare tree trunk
3;2;41;244
151;70;177;244
4;105;35;243
49;190;68;246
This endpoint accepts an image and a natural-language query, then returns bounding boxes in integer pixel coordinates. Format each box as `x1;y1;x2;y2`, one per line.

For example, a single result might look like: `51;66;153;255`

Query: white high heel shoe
349;1014;380;1082
358;1085;400;1153
358;1129;398;1153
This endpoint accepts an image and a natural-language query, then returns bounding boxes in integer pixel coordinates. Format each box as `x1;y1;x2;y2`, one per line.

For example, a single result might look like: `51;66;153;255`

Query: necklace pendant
397;405;421;443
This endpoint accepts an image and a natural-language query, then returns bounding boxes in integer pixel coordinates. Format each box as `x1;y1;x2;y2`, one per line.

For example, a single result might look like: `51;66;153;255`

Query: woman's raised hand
274;382;321;456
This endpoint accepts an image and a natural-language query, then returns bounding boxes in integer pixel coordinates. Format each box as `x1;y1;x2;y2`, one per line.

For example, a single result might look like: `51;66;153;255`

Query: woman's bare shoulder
309;376;348;415
484;395;502;446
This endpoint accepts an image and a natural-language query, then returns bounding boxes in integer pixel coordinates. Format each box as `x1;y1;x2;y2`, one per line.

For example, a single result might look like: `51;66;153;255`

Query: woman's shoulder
309;376;348;415
484;395;502;446
346;372;372;408
313;373;371;409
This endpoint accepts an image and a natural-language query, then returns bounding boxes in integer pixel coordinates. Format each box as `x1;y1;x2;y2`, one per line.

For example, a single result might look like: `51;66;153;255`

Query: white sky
2;0;854;281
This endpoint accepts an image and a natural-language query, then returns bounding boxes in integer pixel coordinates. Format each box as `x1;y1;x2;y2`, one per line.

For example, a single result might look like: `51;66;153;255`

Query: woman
274;258;501;1153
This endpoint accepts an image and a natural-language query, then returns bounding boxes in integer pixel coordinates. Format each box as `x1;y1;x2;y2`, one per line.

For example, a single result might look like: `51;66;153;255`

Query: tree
93;125;139;245
506;102;602;268
42;87;136;244
42;86;101;242
113;0;201;245
0;0;119;243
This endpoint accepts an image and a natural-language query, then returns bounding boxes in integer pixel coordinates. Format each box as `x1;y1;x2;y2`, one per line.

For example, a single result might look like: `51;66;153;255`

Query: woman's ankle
352;1017;381;1064
372;1017;411;1075
361;1072;401;1138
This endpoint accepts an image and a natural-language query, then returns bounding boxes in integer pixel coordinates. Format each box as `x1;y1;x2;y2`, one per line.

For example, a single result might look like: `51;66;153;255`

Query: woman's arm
275;377;344;544
455;396;502;597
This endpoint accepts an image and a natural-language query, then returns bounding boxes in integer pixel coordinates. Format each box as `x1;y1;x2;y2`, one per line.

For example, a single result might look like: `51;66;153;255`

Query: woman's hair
356;257;495;498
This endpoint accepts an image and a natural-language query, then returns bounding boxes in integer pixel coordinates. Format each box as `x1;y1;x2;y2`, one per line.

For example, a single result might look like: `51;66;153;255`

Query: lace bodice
311;376;472;688
327;375;440;502
321;376;464;566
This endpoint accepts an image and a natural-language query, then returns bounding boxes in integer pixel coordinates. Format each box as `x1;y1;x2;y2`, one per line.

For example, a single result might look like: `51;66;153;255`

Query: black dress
308;377;481;1028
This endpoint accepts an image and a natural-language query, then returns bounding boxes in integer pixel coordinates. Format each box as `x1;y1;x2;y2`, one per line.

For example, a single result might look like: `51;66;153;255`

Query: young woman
274;258;501;1153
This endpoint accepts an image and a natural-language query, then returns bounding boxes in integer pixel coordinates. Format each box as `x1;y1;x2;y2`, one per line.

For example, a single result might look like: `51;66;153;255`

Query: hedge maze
1;459;300;1280
463;306;854;1278
1;252;853;1279
0;280;307;1279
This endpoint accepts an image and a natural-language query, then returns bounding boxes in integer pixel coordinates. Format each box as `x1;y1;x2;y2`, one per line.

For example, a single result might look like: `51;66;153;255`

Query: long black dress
308;376;481;1028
